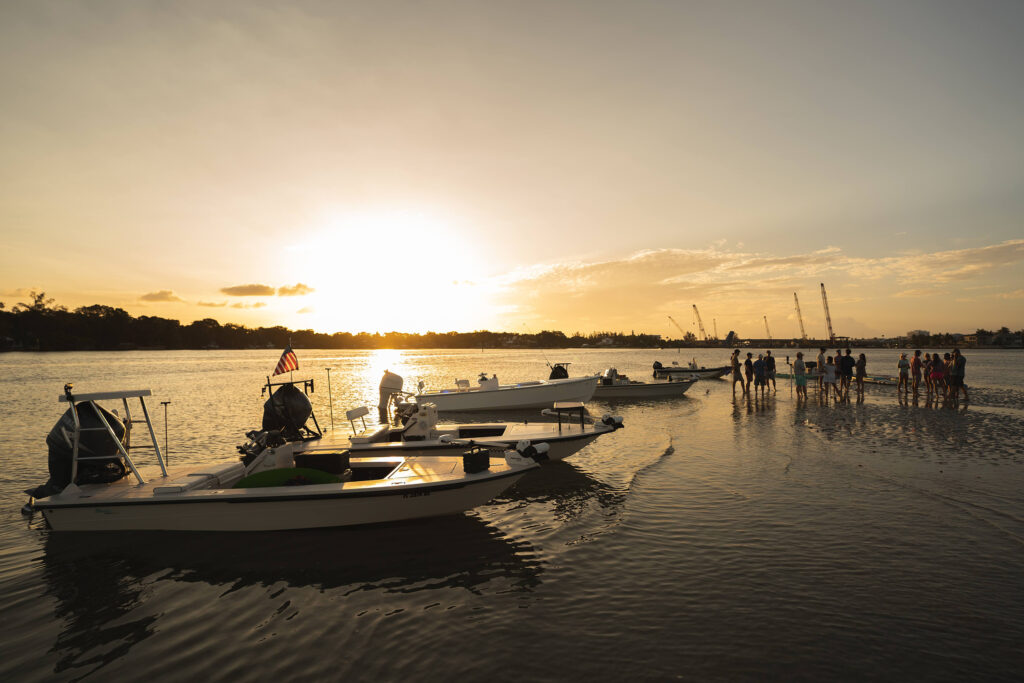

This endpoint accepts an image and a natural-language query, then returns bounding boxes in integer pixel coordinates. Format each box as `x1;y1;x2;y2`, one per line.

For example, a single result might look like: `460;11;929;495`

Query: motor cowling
262;383;313;441
515;439;551;462
378;370;404;422
601;415;625;430
28;402;128;499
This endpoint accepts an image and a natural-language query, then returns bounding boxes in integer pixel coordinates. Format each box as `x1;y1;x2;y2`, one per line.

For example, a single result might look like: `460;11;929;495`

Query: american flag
273;345;299;376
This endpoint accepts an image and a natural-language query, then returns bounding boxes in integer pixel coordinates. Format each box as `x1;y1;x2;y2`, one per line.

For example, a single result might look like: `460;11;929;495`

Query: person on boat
752;354;767;398
744;352;754;393
794;351;808;399
855;352;867;397
897;353;910;393
816;347;826;393
765;350;777;392
731;349;744;395
823;356;840;400
910;350;923;396
950;348;968;402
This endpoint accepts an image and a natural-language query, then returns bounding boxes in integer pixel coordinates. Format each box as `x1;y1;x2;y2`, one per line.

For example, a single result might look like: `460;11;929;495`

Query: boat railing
59;385;167;486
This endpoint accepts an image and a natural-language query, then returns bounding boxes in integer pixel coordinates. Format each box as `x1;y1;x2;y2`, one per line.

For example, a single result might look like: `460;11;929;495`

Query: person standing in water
731;349;745;395
765;350;777;392
855;352;867;397
752;354;767;398
897;353;910;393
744;352;754;394
794;351;808;400
816;347;827;393
950;348;969;402
823;356;840;400
911;350;923;396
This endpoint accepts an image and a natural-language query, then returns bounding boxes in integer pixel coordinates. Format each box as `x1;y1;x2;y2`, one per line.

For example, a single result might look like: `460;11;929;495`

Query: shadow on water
495;460;623;522
40;515;542;679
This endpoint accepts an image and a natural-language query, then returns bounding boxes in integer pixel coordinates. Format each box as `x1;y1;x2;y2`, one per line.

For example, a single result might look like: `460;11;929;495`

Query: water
1;348;1023;681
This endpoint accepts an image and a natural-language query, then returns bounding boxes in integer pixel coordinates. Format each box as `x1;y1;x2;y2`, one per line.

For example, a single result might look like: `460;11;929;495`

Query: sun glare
288;209;493;334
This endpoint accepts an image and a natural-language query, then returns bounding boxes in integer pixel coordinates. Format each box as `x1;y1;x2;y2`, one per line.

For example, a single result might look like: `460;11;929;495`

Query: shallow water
1;348;1022;681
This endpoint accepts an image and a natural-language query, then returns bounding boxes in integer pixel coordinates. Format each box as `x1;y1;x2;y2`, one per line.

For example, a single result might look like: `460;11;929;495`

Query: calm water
1;348;1023;681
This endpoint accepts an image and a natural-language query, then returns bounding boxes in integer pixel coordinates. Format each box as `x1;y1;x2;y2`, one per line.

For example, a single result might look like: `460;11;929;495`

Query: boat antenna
521;323;553;368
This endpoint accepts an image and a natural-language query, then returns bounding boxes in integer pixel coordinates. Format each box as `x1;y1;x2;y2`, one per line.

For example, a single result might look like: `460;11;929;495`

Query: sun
286;208;494;333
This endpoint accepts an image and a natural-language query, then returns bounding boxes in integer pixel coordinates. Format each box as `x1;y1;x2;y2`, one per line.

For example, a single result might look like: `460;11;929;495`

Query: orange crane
764;316;772;342
794;293;807;340
691;305;709;341
820;283;836;343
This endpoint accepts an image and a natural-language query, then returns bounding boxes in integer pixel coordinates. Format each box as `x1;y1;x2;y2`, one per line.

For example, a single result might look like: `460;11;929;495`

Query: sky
1;0;1022;339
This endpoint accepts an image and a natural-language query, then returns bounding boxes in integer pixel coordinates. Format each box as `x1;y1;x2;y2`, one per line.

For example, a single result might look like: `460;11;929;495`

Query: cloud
277;283;315;296
998;289;1024;299
197;301;226;307
139;290;184;302
891;288;949;298
220;283;275;296
2;287;40;297
229;302;267;309
297;306;314;314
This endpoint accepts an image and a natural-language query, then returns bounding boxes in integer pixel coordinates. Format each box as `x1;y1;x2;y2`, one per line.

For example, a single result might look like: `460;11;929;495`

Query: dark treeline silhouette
0;292;664;351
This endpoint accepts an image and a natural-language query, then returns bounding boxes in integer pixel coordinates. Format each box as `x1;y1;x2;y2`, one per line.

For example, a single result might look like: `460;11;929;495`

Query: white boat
592;368;696;399
410;373;598;412
26;386;539;532
652;360;730;380
344;401;623;462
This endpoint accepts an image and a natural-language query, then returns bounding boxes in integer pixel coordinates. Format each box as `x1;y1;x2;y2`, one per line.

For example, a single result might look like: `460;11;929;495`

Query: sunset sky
2;0;1022;339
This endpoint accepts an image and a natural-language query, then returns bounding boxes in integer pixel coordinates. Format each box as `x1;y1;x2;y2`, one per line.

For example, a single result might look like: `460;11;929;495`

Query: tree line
0;292;665;351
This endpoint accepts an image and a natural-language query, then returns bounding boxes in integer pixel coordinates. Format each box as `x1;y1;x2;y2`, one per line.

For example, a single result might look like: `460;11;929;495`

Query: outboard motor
653;361;664;370
600;414;625;430
515;439;551;462
549;364;569;380
262;383;313;441
379;370;404;422
601;368;619;386
27;402;128;499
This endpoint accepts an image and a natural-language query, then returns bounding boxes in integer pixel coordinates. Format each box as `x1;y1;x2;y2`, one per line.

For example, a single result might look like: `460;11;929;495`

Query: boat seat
455;379;470;391
153;462;245;494
350;425;389;444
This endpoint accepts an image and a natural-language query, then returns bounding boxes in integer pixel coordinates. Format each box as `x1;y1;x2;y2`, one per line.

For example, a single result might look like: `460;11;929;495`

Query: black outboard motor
548;364;569;380
262;383;313;441
653;361;663;370
27;402;128;499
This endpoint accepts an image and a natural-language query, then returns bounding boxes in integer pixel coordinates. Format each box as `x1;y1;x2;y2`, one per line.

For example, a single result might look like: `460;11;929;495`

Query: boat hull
416;376;598;411
653;366;729;380
37;470;527;532
347;432;603;462
594;380;695;399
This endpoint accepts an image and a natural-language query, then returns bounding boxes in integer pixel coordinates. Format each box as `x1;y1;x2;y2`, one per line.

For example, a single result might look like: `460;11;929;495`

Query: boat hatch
349;457;405;482
457;426;507;438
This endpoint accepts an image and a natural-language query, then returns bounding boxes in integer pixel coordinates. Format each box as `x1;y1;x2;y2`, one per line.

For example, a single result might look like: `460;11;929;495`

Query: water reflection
495;460;623;523
41;516;541;676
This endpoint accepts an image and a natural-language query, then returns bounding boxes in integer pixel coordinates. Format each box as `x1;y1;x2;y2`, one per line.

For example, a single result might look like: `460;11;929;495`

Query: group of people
730;349;777;397
897;349;968;401
730;346;970;403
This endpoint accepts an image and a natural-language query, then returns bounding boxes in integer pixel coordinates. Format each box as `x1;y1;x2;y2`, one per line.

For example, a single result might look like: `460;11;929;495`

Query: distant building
907;329;930;338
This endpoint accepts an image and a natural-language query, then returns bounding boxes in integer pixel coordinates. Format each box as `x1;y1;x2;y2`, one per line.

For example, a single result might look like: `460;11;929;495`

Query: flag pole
326;367;334;431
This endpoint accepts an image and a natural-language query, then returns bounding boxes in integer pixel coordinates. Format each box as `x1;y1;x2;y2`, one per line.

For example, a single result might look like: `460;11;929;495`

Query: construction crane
667;315;687;340
713;318;719;340
692;305;708;341
793;292;808;340
764;316;772;342
820;282;836;343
